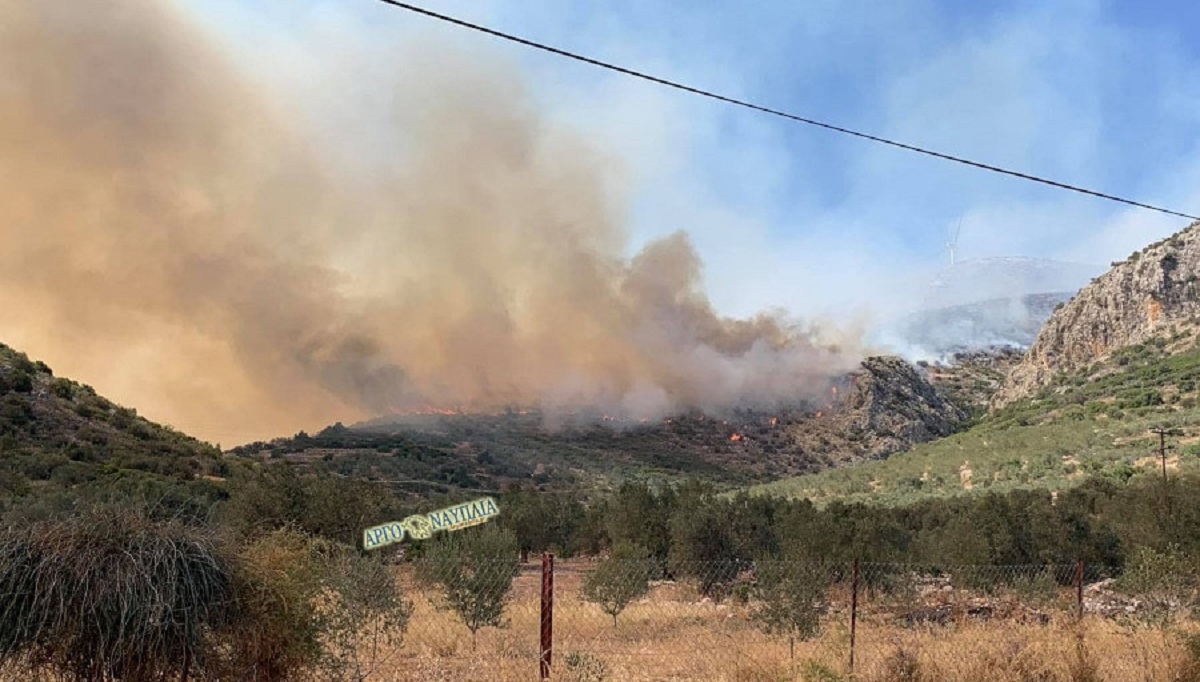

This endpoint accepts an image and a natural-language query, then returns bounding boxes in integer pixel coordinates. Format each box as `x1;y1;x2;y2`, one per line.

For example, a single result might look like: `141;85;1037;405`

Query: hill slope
0;342;227;505
752;335;1200;506
994;220;1200;407
231;355;966;492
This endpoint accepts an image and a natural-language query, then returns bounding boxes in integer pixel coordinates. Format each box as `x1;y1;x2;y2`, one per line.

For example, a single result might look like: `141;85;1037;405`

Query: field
369;560;1197;682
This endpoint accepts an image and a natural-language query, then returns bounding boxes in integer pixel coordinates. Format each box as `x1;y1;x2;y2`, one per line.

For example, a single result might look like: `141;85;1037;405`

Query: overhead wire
371;0;1199;222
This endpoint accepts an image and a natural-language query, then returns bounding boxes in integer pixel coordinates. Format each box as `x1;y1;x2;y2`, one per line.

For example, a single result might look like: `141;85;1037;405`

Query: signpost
362;496;501;550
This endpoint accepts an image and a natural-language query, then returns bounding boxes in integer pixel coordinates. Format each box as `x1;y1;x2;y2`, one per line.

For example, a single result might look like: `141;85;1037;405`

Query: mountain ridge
993;220;1200;408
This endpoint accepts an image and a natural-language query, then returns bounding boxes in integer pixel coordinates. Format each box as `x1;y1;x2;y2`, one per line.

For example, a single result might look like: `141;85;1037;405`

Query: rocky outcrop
837;356;969;459
992;220;1200;408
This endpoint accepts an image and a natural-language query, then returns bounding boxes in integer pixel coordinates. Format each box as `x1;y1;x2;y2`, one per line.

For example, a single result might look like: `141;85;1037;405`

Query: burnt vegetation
226;353;968;498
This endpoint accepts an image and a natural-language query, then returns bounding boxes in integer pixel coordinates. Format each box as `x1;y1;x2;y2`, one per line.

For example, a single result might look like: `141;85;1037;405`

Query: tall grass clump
0;506;412;681
0;506;235;681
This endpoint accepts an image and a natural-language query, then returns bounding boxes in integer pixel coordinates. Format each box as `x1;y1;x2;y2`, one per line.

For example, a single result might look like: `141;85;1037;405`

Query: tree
668;498;742;599
605;482;675;570
319;543;414;681
582;541;655;625
419;524;520;648
751;559;827;659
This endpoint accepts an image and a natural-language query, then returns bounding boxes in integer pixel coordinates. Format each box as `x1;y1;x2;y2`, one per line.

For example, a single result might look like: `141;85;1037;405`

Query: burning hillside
234;354;967;489
0;0;864;446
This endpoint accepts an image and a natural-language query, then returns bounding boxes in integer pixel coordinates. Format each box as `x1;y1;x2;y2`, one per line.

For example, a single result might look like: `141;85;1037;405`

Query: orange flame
815;411;823;418
769;417;778;426
831;386;839;395
730;433;743;442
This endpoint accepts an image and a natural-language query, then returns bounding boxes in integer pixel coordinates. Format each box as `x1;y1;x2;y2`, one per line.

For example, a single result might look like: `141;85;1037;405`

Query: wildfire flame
815;411;823;418
730;433;743;442
831;386;839;395
769;417;778;426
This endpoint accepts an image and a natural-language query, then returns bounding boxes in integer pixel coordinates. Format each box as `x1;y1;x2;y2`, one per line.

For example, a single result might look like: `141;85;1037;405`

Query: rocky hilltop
992;220;1200;408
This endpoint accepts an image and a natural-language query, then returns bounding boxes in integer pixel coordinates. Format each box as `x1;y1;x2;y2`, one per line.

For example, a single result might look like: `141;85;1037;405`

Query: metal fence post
849;557;860;677
540;552;554;680
1075;559;1084;622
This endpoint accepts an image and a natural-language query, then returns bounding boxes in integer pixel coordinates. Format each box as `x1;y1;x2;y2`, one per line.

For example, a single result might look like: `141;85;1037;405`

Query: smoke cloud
0;0;863;445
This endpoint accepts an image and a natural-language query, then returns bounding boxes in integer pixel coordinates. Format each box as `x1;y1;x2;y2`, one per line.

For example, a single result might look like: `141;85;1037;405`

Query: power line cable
372;0;1200;222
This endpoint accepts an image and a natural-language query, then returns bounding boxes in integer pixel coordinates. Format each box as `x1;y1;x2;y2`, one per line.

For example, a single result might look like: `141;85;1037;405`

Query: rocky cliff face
992;220;1200;408
835;356;968;459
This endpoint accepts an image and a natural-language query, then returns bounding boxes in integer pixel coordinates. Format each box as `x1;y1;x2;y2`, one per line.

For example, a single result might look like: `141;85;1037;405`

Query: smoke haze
0;0;864;445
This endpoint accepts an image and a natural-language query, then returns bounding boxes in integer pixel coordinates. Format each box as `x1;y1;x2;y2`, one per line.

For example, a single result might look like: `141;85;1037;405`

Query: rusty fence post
1075;559;1084;621
849;558;860;678
540;552;555;680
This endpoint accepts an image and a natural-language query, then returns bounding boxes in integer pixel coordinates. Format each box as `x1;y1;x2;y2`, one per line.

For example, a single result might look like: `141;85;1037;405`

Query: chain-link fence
385;556;1200;681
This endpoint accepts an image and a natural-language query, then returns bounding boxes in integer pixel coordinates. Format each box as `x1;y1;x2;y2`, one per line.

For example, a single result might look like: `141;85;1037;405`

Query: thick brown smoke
0;0;863;445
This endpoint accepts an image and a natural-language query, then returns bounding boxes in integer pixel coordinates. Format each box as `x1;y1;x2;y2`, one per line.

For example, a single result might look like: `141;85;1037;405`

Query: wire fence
386;556;1199;681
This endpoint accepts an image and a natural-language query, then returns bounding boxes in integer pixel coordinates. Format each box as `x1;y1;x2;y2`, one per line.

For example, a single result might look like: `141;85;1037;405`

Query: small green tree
582;541;655;625
751;560;827;659
419;524;520;648
1117;543;1200;629
317;541;413;681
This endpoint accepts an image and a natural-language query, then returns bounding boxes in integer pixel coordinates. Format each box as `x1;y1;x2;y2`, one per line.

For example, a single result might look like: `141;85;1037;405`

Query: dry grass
365;561;1195;682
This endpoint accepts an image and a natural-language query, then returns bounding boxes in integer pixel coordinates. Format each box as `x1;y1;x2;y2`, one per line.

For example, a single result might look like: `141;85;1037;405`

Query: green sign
362;496;501;550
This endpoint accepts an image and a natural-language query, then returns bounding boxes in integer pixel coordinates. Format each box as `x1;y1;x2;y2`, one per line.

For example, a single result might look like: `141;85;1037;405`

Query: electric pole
1150;427;1175;515
1151;428;1168;483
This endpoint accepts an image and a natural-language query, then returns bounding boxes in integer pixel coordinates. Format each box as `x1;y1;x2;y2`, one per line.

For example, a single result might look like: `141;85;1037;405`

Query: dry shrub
0;506;235;681
217;528;413;681
1066;636;1101;682
874;645;926;682
1172;633;1200;682
219;528;327;680
0;511;410;682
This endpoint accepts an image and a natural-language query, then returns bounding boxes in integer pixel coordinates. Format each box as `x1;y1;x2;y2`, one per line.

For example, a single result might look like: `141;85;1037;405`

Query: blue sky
180;0;1200;321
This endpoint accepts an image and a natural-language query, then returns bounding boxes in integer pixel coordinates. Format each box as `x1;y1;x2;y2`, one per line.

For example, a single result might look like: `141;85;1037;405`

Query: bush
582;542;655;625
0;507;412;682
0;507;236;681
563;651;609;682
1116;544;1200;628
222;528;329;679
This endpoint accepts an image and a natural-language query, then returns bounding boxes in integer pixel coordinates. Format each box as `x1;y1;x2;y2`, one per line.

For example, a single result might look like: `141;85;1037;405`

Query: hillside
993;220;1200;407
752;336;1200;506
229;354;966;492
0;342;228;509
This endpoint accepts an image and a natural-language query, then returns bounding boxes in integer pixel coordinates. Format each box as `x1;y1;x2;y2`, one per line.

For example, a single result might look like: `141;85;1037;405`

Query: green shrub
563;651;609;682
582;541;655;625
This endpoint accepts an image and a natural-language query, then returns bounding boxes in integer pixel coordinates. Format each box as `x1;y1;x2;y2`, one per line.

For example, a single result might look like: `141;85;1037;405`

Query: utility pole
1151;427;1168;483
1150;427;1174;514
